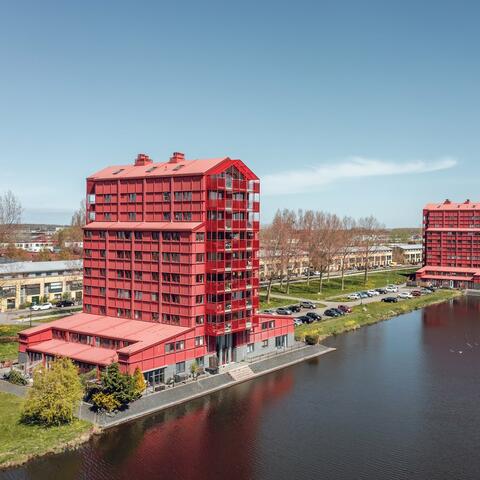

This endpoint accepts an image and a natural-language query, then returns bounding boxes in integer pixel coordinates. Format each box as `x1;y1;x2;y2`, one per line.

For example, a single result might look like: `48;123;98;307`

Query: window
174;192;182;201
88;194;96;204
129;212;136;221
262;339;269;348
152;252;159;260
135;251;142;260
196;295;204;304
195;315;204;325
88;211;96;221
134;310;142;320
104;213;111;221
163;212;171;221
196;232;205;242
165;343;175;353
129;193;137;202
134;291;142;300
105;194;112;203
163;192;170;201
174;212;182;221
247;343;254;353
183;212;192;221
195;336;204;347
196;274;204;283
176;362;186;374
196;253;204;262
135;231;142;240
152;232;159;240
85;304;91;312
175;340;185;350
151;292;158;301
117;231;131;240
135;271;142;280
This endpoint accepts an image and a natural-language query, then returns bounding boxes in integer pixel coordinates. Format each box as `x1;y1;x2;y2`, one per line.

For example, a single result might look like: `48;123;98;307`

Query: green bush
5;369;27;386
91;392;120;412
21;357;83;426
304;334;320;345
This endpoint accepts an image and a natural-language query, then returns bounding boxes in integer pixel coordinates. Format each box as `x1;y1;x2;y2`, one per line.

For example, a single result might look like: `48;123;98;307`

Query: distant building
416;199;480;288
0;260;83;312
391;244;423;265
259;248;309;280
330;246;393;271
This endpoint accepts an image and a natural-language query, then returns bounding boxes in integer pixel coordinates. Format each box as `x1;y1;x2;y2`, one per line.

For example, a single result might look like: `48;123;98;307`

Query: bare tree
357;216;386;284
276;209;300;295
336;217;358;290
66;199;87;243
0;191;23;243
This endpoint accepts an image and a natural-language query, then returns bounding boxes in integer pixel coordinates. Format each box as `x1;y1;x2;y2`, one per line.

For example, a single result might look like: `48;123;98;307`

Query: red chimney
135;153;153;166
169;152;185;164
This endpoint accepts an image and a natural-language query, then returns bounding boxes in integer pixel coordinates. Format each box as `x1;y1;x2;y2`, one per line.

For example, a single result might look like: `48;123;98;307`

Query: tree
0;190;23;243
336;217;358;290
133;367;146;395
92;363;138;410
21;357;83;426
91;392;120;413
357;216;386;284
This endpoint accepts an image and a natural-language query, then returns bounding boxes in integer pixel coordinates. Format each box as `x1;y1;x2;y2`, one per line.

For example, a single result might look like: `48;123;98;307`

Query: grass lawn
295;289;461;340
0;325;28;362
264;268;417;301
0;392;93;468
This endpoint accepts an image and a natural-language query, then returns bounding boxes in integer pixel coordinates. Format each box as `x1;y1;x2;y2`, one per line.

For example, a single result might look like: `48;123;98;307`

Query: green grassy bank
0;392;94;469
0;325;26;362
295;289;462;340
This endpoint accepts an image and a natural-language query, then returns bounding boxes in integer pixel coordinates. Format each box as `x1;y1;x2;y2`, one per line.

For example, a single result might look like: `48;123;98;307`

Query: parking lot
262;283;437;324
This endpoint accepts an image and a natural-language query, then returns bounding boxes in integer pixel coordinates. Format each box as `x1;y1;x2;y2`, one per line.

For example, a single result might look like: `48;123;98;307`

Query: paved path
79;344;335;428
0;379;28;397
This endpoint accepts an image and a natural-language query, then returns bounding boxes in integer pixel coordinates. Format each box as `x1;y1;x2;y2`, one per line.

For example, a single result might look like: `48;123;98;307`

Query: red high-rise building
19;153;294;383
416;199;480;288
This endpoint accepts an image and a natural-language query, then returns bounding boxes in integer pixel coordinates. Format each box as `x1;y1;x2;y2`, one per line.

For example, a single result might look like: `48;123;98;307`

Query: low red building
416;199;480;288
19;152;294;384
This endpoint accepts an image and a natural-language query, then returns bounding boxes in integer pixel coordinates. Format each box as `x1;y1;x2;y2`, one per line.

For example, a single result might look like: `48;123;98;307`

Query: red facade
416;199;480;288
19;152;294;376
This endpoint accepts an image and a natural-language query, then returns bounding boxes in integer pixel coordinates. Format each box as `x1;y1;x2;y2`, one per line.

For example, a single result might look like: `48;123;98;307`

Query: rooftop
0;259;83;276
84;221;203;232
21;313;192;356
425;199;480;210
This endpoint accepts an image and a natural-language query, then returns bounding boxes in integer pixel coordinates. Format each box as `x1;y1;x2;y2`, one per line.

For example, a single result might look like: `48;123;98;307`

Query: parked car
358;292;369;299
385;285;399;293
382;297;398;303
306;311;321;321
411;290;422;297
347;293;360;300
420;288;432;295
30;302;53;311
297;315;313;324
276;307;293;315
425;286;437;292
367;289;380;296
262;309;275;315
293;318;303;326
300;300;317;309
324;308;340;317
398;292;413;299
376;288;388;294
337;305;352;313
332;308;345;316
288;304;301;313
55;299;75;308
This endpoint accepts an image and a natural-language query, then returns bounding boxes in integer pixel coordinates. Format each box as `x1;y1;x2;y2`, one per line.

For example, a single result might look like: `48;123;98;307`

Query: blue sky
0;0;479;227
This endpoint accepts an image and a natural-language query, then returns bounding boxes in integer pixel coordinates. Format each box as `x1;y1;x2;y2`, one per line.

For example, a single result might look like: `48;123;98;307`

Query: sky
0;0;479;227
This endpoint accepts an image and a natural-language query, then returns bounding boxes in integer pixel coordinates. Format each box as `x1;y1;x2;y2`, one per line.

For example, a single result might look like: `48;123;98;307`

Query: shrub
91;392;120;412
133;367;146;396
304;334;320;345
5;369;27;386
21;357;83;426
190;361;199;378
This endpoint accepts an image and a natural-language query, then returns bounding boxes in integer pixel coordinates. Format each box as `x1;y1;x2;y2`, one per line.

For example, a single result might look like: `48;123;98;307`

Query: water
3;296;480;480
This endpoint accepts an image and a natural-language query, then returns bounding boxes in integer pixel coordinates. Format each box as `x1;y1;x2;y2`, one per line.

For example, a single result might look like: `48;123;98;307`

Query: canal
3;295;480;480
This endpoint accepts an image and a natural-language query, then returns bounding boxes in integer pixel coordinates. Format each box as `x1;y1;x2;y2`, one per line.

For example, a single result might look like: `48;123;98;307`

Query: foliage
21;357;83;426
90;363;139;410
0;392;91;467
133;367;146;395
5;369;27;385
304;334;320;345
190;361;199;377
91;392;120;413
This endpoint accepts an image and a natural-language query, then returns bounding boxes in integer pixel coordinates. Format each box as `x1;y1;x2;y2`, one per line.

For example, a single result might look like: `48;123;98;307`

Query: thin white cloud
262;156;458;195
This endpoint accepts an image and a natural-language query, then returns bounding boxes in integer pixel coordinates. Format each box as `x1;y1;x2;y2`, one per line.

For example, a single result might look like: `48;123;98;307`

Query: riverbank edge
295;289;464;341
0;418;100;471
80;344;336;429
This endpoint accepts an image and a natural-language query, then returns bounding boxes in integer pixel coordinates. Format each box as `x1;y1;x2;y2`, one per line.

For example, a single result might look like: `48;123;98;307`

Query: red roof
89;157;229;180
84;221;203;231
424;201;480;210
417;266;480;274
22;313;192;356
28;339;117;366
